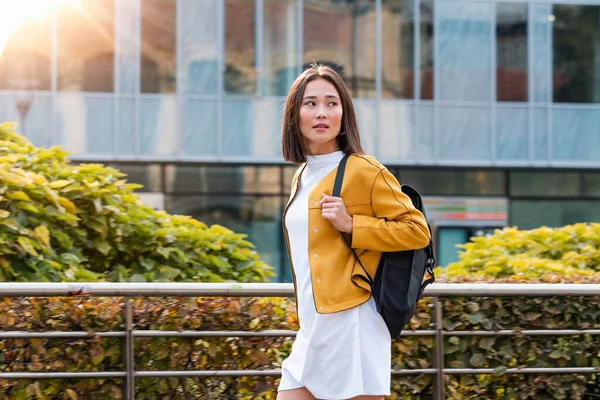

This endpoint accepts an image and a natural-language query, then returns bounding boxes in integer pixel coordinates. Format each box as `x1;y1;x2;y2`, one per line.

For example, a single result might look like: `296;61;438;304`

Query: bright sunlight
0;0;79;55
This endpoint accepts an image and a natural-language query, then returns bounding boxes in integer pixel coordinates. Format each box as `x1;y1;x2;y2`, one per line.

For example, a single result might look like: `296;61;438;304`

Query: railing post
121;298;135;400
431;299;445;400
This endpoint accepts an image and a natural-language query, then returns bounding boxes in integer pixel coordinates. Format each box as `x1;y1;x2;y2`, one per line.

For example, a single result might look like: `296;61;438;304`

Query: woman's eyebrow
302;95;340;100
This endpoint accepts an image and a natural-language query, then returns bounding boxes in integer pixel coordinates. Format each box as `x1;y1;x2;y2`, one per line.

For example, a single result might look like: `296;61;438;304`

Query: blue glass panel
553;108;600;161
354;102;376;155
533;5;551;103
53;95;114;155
533;108;547;160
496;107;528;160
85;97;114;154
438;2;492;101
418;105;434;161
0;94;53;148
139;97;178;156
379;102;415;160
0;96;19;129
117;98;136;155
181;0;218;95
182;100;217;156
439;106;491;160
252;99;283;157
24;95;53;148
222;100;254;156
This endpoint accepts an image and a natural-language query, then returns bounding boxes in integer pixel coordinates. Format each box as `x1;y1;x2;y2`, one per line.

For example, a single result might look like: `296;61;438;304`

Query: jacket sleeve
350;168;431;252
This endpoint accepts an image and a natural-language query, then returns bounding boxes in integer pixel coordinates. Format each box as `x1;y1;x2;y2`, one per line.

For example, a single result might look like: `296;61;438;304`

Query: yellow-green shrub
442;224;600;279
0;123;272;283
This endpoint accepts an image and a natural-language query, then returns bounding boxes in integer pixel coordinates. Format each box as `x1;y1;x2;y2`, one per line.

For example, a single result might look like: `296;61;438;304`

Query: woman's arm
350;168;431;252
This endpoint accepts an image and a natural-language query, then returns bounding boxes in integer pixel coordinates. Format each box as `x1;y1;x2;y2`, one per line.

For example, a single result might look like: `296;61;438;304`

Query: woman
278;64;430;400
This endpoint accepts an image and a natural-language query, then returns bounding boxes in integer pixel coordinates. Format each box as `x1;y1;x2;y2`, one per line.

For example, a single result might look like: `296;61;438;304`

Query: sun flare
0;0;79;55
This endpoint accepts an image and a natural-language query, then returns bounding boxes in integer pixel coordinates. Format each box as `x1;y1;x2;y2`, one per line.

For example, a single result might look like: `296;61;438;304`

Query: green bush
0;123;273;283
442;224;600;279
1;274;599;399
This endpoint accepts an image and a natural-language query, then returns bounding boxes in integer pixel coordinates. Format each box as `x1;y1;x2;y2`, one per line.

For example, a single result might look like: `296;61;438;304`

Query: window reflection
225;0;256;94
303;0;376;98
141;0;176;93
400;169;505;196
381;0;414;99
511;200;600;229
263;0;297;96
166;195;283;279
170;165;281;195
0;10;51;91
496;3;527;101
553;5;600;103
57;0;114;92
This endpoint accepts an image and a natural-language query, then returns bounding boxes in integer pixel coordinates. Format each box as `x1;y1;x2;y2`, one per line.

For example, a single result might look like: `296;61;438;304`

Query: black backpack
332;155;436;338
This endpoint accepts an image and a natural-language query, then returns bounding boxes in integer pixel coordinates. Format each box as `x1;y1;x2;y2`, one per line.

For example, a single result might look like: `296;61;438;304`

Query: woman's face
299;78;343;155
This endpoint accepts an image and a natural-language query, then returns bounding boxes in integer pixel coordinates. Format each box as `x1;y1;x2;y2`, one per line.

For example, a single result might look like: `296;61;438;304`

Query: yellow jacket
283;154;431;314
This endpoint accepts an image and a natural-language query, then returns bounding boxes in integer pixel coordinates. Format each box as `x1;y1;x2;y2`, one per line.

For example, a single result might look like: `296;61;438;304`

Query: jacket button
313;254;318;258
319;306;323;311
313;200;318;206
316;279;321;284
313;229;318;233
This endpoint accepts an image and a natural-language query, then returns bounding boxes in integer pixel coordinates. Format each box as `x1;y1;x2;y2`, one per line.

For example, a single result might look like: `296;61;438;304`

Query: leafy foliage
441;224;600;279
1;274;599;399
0;123;273;283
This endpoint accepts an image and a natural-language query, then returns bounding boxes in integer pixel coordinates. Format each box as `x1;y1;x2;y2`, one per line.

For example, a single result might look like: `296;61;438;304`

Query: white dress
278;151;391;399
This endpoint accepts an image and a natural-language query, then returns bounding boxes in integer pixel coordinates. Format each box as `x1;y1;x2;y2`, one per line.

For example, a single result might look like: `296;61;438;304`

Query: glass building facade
1;0;599;280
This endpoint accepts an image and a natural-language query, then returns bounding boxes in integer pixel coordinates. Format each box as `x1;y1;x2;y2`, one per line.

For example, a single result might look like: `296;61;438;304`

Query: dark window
496;3;528;101
263;0;298;96
57;0;114;92
553;5;600;103
225;0;257;94
141;0;176;93
399;169;506;196
303;0;376;98
510;200;600;229
420;0;434;100
0;13;51;91
381;0;414;99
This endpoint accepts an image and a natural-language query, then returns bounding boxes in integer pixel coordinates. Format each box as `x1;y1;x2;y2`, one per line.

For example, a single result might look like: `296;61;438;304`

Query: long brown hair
281;63;364;164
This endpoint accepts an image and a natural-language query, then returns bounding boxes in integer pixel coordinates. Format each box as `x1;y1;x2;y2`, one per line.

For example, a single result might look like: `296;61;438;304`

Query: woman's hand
320;194;353;233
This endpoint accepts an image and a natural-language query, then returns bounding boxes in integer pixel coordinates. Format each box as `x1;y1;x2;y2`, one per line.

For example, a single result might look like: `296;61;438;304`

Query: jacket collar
288;163;307;204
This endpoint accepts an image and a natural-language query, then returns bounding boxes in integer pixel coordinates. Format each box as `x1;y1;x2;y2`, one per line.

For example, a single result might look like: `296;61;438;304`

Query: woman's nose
315;106;327;118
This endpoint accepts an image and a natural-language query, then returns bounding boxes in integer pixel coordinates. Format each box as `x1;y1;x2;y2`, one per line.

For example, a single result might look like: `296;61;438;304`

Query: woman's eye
305;101;315;106
328;102;337;106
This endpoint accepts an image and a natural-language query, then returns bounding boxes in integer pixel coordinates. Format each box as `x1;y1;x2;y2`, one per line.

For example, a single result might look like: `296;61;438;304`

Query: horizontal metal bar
0;372;126;379
446;330;600;336
133;330;296;338
0;331;125;339
2;367;597;381
134;369;439;378
2;329;598;341
136;370;282;378
446;367;600;375
1;283;600;298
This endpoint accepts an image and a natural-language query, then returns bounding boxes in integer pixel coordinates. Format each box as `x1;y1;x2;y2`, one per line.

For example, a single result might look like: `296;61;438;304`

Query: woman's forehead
303;79;340;98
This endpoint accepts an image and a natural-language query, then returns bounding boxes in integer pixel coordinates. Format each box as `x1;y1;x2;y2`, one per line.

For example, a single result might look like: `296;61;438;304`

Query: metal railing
1;282;600;399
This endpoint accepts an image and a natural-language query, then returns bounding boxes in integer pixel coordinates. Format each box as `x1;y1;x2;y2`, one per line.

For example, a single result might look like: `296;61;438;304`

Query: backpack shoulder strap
332;154;374;287
332;153;350;198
